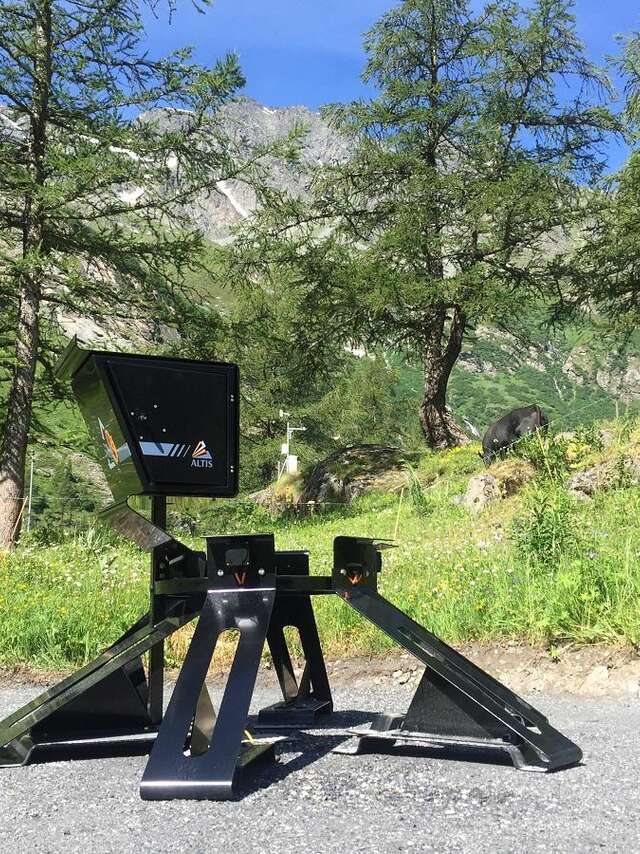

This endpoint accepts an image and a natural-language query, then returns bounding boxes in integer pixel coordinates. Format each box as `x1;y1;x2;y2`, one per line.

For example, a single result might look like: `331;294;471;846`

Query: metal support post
258;551;332;726
149;495;166;725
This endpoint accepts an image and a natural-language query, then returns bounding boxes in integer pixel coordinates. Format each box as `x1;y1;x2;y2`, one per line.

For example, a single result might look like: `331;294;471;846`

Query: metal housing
56;338;239;500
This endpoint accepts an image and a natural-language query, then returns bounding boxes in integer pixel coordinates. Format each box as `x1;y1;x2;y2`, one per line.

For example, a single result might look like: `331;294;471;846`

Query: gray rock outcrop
298;445;409;506
463;473;501;514
568;454;640;498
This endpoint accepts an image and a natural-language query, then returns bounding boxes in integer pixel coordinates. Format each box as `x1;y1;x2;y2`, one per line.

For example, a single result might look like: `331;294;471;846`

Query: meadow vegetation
2;417;639;671
1;0;640;677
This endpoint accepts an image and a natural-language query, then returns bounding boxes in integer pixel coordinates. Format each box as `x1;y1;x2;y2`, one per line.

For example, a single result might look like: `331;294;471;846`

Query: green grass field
1;424;639;671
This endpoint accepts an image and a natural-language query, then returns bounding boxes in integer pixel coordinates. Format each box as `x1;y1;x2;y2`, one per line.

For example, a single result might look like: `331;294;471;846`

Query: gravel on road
0;679;638;854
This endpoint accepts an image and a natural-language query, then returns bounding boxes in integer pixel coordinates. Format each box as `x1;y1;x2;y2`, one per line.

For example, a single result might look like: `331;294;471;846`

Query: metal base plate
333;722;560;772
140;737;283;801
257;697;333;728
0;729;159;767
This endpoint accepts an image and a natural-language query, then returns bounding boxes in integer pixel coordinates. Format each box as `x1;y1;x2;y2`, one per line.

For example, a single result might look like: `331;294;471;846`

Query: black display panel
61;341;239;501
106;359;235;493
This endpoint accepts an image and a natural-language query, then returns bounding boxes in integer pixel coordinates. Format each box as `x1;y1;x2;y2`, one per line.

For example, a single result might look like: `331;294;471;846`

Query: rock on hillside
298;445;410;505
568;453;640;498
247;445;411;513
463;459;536;514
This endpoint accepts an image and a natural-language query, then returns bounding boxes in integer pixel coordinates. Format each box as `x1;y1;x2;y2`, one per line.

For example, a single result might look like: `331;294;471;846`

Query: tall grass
0;528;148;668
1;438;639;670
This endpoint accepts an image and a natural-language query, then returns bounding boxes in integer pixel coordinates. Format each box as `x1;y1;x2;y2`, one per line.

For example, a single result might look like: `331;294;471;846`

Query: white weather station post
278;409;306;478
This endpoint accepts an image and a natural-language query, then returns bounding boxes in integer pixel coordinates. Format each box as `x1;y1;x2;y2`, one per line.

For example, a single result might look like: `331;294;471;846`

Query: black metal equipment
56;339;240;501
0;341;582;800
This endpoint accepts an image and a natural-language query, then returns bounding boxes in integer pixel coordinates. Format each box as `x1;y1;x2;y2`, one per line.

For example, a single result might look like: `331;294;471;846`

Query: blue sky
143;1;639;169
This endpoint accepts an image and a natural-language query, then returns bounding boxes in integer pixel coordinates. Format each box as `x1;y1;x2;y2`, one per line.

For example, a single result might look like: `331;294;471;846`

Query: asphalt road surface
0;680;638;854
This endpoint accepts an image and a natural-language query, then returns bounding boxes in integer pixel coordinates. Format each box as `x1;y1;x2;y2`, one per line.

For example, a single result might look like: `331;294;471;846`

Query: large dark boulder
298;445;411;506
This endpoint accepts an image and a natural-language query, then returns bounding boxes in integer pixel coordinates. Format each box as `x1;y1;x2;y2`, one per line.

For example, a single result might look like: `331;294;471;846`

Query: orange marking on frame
105;430;119;464
349;572;362;585
234;571;247;586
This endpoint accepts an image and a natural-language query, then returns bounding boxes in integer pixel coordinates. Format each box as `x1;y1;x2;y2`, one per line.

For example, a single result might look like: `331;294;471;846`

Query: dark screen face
107;358;237;494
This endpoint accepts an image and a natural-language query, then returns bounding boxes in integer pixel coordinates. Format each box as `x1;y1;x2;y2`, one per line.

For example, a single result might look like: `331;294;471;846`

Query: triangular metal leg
258;551;332;727
258;592;333;726
0;606;196;767
404;669;514;739
140;588;278;800
31;660;151;740
337;587;582;772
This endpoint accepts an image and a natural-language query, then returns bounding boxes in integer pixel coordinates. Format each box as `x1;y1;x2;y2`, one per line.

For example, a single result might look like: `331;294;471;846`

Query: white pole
27;452;34;532
278;411;305;477
287;421;292;470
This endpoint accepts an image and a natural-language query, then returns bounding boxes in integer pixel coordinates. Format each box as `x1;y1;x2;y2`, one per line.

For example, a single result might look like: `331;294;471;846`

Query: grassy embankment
1;416;639;672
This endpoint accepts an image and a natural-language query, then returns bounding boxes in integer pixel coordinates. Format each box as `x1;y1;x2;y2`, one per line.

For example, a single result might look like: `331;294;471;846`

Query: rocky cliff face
562;346;640;403
191;98;351;241
2;99;350;244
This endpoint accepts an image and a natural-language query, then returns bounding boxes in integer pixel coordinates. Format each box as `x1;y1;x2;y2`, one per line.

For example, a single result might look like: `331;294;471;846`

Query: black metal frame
330;538;579;771
0;506;582;799
259;550;332;727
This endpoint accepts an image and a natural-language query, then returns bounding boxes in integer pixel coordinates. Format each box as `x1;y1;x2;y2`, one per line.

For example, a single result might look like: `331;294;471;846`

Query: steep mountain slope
3;98;640;471
185;98;352;241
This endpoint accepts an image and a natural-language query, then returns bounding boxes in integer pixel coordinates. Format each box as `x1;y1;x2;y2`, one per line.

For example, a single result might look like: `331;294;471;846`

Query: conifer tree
568;32;640;327
230;0;615;448
0;1;253;545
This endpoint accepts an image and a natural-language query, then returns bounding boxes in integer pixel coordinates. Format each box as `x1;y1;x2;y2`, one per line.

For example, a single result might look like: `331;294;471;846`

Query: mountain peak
190;97;349;241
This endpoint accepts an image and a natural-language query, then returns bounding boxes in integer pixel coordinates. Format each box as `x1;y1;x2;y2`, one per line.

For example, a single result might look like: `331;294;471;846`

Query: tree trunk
0;0;50;548
0;273;41;547
419;304;470;449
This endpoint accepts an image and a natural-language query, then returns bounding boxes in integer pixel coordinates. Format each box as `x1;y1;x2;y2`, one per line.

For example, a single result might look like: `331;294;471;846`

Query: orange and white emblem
192;440;212;460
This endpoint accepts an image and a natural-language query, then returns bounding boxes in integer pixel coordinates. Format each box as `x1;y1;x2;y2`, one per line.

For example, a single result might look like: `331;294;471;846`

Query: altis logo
138;438;213;469
191;440;213;469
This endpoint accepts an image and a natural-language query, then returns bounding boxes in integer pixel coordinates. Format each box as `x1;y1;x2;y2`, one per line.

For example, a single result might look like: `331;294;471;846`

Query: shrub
511;482;577;564
573;423;605;455
406;464;434;516
513;432;570;480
